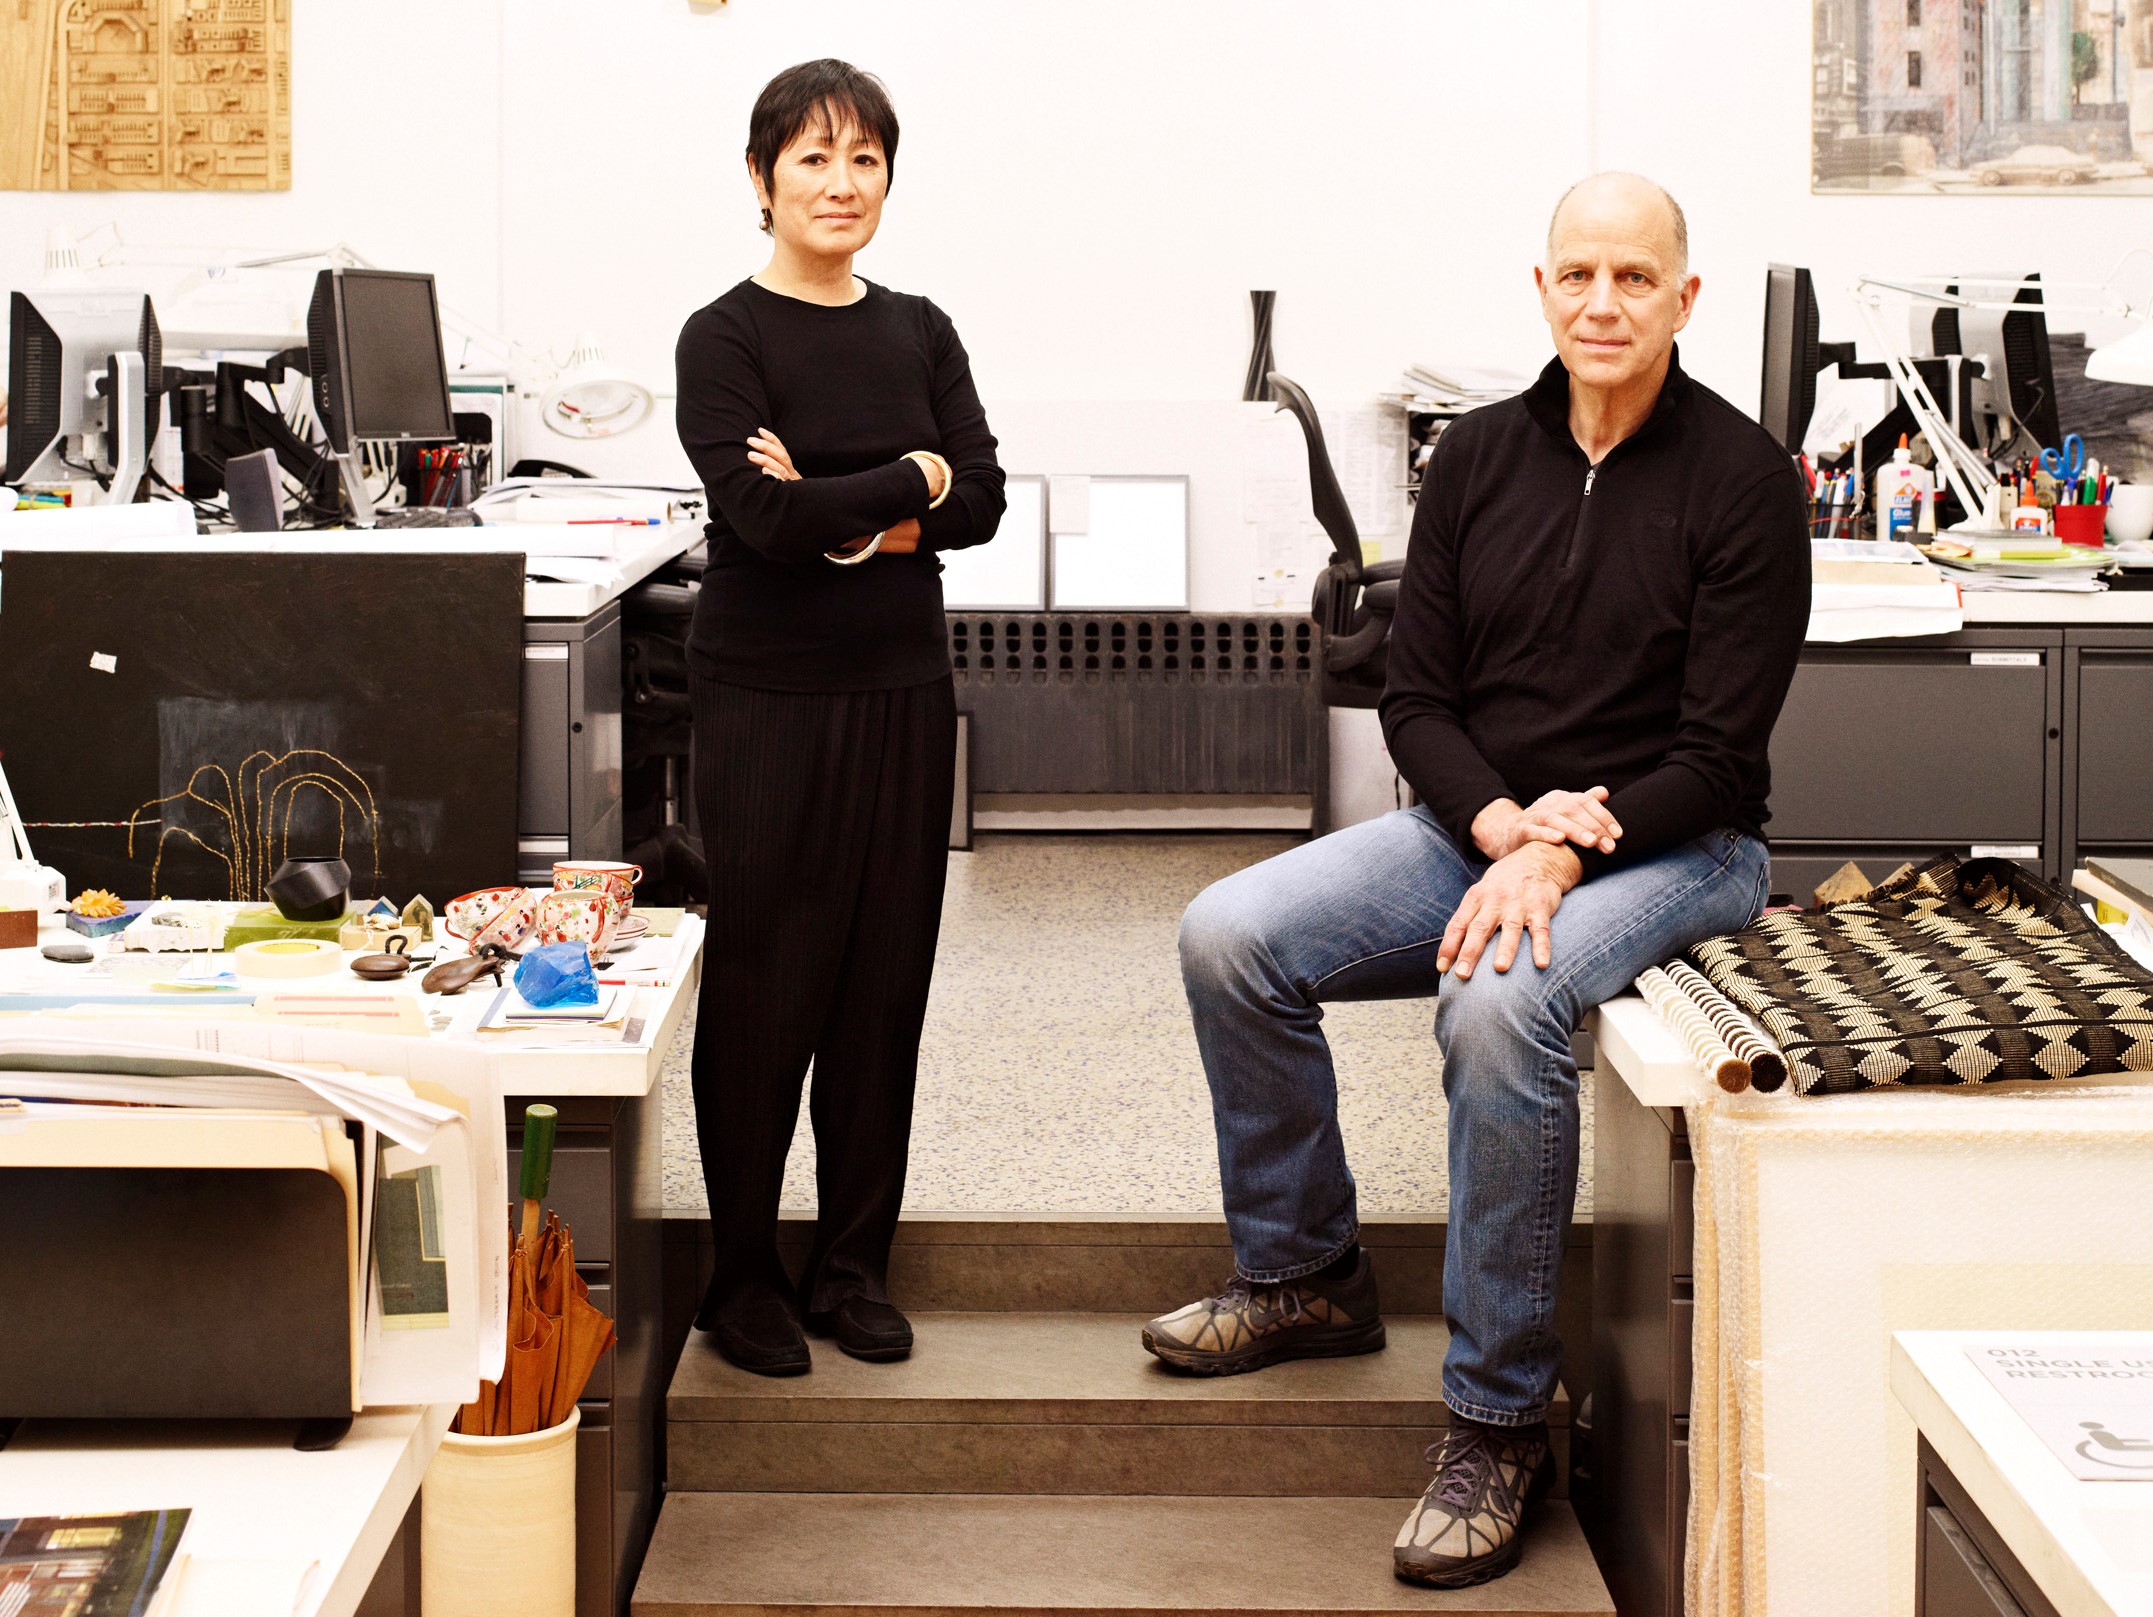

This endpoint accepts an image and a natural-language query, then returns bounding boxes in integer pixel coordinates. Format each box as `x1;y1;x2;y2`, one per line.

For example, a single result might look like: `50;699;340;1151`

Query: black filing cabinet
504;1089;663;1617
2062;628;2153;880
521;603;625;885
1765;630;2064;898
1587;1059;1693;1617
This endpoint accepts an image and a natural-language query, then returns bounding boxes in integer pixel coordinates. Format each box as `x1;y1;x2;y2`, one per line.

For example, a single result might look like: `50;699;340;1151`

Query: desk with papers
0;908;703;1617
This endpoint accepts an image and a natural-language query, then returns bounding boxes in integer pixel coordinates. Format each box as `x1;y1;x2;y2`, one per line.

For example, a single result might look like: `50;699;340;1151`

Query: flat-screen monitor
305;268;454;454
1932;272;2061;457
1759;264;1821;455
4;287;160;487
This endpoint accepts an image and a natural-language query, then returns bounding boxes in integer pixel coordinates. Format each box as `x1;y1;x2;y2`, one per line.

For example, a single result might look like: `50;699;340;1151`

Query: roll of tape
233;938;344;978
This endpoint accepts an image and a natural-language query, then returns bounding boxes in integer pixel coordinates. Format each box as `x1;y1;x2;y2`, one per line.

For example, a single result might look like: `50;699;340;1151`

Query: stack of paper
1396;363;1529;412
1807;539;1965;641
1922;538;2111;593
0;1029;502;1409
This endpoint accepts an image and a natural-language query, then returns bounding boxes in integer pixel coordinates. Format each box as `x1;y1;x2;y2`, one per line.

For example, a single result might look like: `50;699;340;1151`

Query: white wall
2;0;2143;599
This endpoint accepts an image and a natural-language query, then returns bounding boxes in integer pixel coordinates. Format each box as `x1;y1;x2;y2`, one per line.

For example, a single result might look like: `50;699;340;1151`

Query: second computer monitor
1759;264;1821;456
306;268;455;453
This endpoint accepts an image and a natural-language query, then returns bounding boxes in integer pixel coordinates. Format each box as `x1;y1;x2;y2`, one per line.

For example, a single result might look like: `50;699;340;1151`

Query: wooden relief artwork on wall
0;0;291;191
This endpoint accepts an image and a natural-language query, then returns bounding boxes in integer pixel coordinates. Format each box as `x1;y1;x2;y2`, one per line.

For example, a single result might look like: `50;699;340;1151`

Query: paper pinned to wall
1241;402;1407;610
1049;475;1091;534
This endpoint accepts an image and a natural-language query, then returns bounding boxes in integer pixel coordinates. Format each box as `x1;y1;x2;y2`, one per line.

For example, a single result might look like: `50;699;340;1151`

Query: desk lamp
1854;257;2153;528
0;761;68;918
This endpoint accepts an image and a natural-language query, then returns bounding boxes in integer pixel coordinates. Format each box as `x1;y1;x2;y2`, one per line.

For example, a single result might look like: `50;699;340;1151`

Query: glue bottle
2011;482;2050;534
1875;434;1934;543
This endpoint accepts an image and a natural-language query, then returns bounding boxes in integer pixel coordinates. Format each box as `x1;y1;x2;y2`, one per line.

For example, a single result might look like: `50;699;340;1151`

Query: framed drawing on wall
0;0;293;192
1814;0;2153;194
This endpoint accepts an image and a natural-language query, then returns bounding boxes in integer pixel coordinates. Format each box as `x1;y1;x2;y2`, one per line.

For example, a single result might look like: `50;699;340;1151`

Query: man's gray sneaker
1140;1250;1384;1374
1393;1418;1554;1588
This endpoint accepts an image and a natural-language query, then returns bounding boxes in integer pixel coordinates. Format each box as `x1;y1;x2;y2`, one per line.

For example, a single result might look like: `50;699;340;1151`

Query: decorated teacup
534;888;618;958
445;886;541;953
552;860;642;925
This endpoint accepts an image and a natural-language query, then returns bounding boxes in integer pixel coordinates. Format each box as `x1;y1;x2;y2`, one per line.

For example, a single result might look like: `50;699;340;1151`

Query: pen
567;518;662;526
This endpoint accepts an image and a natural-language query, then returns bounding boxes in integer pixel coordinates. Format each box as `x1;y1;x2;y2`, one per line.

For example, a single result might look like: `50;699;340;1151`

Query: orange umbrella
454;1106;615;1436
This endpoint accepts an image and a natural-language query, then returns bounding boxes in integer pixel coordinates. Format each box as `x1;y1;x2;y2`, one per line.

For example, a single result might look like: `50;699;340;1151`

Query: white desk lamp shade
2085;320;2153;386
540;332;656;440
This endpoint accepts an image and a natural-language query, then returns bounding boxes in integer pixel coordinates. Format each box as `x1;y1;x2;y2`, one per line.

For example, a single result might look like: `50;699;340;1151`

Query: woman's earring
759;207;772;233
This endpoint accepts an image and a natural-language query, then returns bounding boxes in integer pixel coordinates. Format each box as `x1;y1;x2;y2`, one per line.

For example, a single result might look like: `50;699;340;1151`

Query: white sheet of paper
1049;477;1187;610
941;474;1045;609
1048;474;1091;535
1967;1338;2153;1480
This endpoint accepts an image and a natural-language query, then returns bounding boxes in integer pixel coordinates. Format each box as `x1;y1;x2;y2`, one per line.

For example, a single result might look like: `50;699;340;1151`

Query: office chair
1266;373;1405;709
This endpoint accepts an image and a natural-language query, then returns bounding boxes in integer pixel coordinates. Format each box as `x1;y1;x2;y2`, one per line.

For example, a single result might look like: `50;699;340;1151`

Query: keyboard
372;506;481;529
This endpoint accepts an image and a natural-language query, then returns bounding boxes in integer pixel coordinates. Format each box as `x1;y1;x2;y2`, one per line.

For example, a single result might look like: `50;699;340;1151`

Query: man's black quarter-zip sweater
1378;347;1811;881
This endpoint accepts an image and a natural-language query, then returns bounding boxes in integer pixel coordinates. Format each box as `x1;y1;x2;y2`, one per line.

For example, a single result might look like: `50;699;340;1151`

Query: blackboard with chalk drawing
0;550;523;905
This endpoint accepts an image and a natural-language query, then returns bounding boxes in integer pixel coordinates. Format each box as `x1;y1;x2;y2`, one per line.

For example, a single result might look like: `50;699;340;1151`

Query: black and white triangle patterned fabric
1685;855;2153;1097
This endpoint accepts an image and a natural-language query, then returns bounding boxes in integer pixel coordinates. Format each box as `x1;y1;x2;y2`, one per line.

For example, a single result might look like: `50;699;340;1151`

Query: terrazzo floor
660;834;1595;1219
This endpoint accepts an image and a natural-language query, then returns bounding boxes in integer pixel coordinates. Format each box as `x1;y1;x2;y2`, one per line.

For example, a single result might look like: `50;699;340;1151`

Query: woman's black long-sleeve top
675;278;1005;691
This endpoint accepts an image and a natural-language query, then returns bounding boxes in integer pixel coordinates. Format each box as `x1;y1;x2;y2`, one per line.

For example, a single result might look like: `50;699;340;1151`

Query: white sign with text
1967;1338;2153;1482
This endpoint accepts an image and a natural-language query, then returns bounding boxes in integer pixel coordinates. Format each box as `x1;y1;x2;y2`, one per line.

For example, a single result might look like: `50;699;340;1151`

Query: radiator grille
950;615;1316;683
947;614;1320;796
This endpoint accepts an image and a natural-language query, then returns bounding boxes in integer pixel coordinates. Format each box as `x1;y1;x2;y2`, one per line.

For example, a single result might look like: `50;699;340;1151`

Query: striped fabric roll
1636;966;1750;1093
1665;959;1790;1093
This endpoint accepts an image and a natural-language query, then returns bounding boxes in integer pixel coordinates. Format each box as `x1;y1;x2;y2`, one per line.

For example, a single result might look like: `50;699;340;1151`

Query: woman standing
676;59;1004;1376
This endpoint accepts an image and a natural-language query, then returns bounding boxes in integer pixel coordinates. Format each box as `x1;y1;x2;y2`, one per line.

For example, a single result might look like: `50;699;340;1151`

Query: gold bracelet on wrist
904;450;953;510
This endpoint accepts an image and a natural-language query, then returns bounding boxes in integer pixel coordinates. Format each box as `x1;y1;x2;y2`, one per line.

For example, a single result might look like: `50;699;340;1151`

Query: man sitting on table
1142;173;1809;1589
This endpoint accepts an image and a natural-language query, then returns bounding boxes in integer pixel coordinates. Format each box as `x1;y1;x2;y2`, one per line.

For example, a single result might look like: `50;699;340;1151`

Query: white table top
1590;993;1714;1107
0;1404;452;1617
1893;1331;2153;1617
0;909;703;1098
0;521;701;621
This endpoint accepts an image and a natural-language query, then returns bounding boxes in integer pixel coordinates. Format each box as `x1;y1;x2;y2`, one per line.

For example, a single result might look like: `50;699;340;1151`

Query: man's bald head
1546;172;1688;275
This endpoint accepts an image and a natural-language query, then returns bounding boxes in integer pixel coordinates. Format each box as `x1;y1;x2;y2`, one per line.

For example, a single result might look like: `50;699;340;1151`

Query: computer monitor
4;287;161;502
1932;273;2062;458
305;268;454;525
1759;264;1822;455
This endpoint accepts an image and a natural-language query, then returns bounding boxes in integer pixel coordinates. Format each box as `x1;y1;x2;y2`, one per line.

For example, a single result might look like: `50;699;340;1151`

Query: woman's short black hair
746;59;899;204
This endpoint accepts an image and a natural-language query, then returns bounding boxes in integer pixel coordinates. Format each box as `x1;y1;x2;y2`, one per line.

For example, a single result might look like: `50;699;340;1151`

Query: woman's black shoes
807;1296;914;1362
702;1293;812;1378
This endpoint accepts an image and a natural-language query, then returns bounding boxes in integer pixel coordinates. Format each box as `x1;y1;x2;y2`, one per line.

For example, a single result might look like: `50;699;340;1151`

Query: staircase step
632;1493;1613;1616
666;1214;1467;1315
668;1313;1567;1498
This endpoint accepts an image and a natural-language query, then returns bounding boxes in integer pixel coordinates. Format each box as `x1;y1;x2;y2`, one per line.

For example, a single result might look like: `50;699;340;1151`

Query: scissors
2040;433;2086;481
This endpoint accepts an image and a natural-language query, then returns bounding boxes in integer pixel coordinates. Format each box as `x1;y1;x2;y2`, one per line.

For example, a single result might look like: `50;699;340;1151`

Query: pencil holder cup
2053;504;2108;547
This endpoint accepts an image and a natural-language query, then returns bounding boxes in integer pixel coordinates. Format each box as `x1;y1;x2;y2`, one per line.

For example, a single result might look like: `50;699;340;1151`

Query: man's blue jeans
1178;806;1768;1426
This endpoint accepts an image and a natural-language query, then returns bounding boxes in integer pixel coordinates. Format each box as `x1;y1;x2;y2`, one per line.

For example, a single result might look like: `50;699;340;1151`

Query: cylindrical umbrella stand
421;1405;580;1617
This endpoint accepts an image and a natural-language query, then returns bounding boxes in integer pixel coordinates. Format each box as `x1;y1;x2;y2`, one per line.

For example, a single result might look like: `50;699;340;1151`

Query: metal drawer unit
2061;628;2153;878
520;603;625;885
504;1091;664;1617
1766;631;2063;896
1916;1436;2061;1617
1587;1067;1695;1617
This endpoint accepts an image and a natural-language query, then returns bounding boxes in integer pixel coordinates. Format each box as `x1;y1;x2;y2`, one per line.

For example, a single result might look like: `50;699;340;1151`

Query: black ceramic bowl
267;856;351;922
